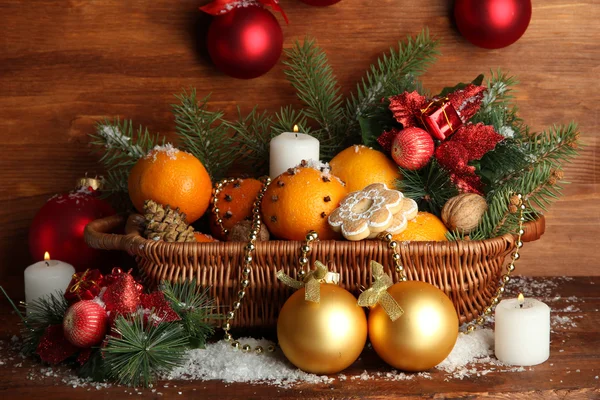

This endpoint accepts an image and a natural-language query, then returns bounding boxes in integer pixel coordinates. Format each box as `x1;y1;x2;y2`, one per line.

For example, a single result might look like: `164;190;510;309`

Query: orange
128;145;212;223
392;212;449;242
330;145;401;193
209;178;263;240
261;166;347;240
194;232;219;243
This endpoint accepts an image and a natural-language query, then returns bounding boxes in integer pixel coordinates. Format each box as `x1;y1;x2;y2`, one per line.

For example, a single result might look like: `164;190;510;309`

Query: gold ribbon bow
357;261;404;321
277;261;333;303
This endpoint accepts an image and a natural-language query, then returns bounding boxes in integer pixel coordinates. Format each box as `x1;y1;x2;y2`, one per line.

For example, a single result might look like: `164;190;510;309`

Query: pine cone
143;200;196;243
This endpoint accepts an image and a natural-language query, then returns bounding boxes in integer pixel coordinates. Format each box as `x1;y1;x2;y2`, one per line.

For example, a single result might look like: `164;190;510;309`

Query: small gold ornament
277;262;367;374
367;277;459;372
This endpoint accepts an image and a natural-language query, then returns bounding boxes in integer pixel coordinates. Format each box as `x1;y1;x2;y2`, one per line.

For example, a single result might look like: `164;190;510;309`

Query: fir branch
91;119;163;170
160;280;221;349
347;29;439;123
469;187;520;241
283;37;345;145
103;314;188;387
272;105;310;136
224;107;274;176
21;293;69;356
172;89;236;180
397;161;458;215
521;123;580;168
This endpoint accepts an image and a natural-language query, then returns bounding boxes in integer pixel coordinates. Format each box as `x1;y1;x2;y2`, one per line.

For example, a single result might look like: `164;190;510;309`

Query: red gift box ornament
420;98;463;140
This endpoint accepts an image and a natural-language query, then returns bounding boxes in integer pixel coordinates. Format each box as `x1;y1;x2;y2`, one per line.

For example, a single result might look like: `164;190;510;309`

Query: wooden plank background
0;0;598;297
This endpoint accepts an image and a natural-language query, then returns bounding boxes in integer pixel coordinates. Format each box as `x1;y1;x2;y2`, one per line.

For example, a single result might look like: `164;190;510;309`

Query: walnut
441;193;488;234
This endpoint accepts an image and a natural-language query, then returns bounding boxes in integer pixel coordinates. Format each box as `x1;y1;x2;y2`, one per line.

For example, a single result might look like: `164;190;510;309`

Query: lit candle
24;252;75;311
495;293;550;366
269;125;320;178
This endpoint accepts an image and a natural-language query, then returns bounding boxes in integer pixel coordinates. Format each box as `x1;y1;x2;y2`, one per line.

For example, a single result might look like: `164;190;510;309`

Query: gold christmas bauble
369;281;459;372
277;283;368;374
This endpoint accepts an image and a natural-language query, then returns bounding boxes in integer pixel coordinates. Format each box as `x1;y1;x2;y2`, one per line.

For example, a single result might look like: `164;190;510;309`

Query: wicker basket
84;214;545;328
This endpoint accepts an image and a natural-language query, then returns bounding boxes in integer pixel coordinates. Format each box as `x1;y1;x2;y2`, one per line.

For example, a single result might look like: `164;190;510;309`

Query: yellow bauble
277;284;368;374
330;145;401;193
368;281;459;372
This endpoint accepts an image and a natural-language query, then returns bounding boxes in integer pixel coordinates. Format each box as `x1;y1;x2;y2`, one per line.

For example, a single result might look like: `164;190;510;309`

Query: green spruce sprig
21;293;69;356
172;90;236;180
160;280;221;349
103;314;188;388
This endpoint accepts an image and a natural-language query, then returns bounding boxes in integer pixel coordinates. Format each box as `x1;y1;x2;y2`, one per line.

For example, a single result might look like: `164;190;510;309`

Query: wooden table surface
0;1;599;299
0;276;598;399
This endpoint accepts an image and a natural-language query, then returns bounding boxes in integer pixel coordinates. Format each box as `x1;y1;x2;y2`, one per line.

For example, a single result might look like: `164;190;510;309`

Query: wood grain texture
0;277;598;399
0;0;599;297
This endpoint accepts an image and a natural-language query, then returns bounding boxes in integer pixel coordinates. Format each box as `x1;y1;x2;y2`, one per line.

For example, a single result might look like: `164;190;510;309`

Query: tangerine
128;144;212;224
392;212;449;242
209;178;263;240
262;166;347;240
329;145;401;193
194;232;219;243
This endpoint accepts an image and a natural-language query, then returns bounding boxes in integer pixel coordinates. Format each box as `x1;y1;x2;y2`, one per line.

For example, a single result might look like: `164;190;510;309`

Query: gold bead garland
464;193;526;333
214;178;526;349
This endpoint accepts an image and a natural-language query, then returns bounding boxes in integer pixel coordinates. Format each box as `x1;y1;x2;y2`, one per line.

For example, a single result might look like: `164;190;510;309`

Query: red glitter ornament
102;271;142;317
420;100;463;140
388;91;428;128
28;184;115;271
447;84;487;122
63;300;108;348
201;2;285;79
391;128;435;170
64;269;104;303
36;325;79;364
139;292;181;326
454;0;532;49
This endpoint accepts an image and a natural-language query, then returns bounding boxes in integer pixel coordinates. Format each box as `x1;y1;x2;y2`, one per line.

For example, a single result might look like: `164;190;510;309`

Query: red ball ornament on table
28;180;115;271
454;0;532;49
391;127;435;170
63;300;108;348
206;5;283;79
300;0;341;6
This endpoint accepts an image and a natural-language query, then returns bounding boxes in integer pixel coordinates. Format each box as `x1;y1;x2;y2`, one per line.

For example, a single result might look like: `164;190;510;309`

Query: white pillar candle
24;252;75;311
495;294;550;366
269;125;320;178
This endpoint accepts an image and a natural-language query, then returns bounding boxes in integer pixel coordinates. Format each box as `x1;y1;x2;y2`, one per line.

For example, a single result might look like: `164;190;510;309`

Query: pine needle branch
103;314;188;387
160;280;221;349
396;161;458;215
283;37;345;145
347;29;439;123
21;293;69;356
172;89;236;180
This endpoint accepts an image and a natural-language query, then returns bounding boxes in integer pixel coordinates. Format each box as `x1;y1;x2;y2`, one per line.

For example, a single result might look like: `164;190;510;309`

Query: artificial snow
146;143;180;161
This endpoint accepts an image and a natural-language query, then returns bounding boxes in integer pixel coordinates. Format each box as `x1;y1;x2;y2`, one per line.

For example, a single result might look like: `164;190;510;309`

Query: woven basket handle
84;213;147;256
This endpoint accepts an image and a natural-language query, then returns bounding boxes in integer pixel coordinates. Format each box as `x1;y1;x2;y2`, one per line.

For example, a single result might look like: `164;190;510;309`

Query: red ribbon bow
200;0;288;24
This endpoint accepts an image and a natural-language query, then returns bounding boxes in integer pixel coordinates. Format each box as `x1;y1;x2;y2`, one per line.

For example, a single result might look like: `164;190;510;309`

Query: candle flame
44;252;50;261
518;293;525;305
293;125;299;133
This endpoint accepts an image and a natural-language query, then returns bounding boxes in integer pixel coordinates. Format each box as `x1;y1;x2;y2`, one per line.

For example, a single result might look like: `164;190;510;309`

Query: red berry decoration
454;0;532;49
391;127;434;170
300;0;341;6
205;5;283;79
63;300;108;348
28;179;115;271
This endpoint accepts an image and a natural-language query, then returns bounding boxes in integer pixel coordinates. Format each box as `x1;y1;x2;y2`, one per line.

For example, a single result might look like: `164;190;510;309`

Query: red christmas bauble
391;128;434;170
300;0;341;6
63;300;108;348
29;186;115;271
207;6;283;80
454;0;531;49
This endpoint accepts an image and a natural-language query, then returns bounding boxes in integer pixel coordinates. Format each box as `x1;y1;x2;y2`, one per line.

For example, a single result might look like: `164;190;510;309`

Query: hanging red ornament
139;292;181;326
28;178;115;272
390;127;434;170
102;270;142;318
299;0;341;6
63;300;108;348
454;0;532;49
201;1;286;79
